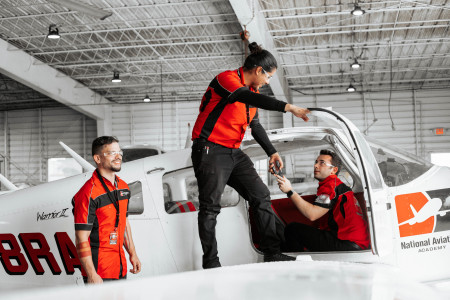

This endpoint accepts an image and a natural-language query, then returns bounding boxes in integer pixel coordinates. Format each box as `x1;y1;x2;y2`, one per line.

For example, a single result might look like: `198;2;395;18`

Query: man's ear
93;154;101;164
331;166;338;175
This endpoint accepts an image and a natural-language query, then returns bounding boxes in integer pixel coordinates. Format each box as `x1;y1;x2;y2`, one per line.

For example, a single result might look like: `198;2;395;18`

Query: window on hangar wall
48;158;82;182
431;153;450;168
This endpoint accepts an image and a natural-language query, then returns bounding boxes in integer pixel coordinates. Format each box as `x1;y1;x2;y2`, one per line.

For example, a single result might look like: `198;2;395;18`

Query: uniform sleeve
73;186;96;231
313;183;335;209
229;87;287;112
216;71;244;94
250;111;277;156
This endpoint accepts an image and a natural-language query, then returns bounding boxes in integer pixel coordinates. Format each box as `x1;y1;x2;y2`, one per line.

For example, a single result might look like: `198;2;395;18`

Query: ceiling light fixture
351;59;361;69
47;0;112;20
47;24;61;39
111;71;121;83
351;4;365;16
143;94;151;102
347;84;356;92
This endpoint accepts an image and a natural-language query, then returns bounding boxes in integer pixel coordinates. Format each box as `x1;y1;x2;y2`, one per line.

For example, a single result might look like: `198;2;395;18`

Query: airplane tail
0;173;18;191
59;141;95;172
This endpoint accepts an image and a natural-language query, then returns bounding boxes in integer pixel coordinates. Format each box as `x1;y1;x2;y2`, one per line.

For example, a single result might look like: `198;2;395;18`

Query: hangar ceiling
0;0;449;110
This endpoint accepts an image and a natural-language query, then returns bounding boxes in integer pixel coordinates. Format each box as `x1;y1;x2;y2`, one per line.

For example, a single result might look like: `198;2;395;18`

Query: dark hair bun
248;42;263;55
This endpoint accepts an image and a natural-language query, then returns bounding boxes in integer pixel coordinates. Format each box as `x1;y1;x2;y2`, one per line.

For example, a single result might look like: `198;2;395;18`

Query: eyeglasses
103;151;123;157
315;160;334;167
261;67;272;81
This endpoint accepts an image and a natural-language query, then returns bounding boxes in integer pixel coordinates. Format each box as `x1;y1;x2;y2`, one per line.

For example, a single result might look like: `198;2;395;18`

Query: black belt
192;138;208;145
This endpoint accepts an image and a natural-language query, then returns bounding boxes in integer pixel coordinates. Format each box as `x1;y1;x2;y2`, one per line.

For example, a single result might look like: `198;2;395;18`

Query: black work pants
191;139;280;268
285;222;361;252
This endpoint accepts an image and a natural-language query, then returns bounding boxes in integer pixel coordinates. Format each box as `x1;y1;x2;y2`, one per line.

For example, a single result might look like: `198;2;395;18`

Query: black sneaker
264;253;296;262
203;261;222;269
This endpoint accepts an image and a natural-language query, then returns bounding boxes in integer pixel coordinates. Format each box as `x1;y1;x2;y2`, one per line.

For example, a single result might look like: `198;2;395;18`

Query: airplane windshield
365;136;433;187
122;148;162;162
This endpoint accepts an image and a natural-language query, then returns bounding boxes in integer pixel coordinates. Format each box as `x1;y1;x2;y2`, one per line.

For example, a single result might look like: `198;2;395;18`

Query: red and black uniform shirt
192;67;259;148
72;170;130;279
313;175;370;249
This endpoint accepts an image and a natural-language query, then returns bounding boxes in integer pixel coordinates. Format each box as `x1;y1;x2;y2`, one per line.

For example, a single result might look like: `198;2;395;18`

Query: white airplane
399;197;450;226
1;108;450;295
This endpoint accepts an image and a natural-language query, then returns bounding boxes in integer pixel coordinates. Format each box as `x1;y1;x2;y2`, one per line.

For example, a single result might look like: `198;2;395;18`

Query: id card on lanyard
96;169;120;245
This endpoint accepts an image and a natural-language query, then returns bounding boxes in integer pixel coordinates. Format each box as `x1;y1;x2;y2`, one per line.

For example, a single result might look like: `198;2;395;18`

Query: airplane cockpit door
309;108;394;257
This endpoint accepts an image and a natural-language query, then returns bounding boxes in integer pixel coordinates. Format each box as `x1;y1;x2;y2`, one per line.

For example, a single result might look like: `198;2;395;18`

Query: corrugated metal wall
0;107;96;187
292;89;450;161
111;101;284;152
110;89;449;160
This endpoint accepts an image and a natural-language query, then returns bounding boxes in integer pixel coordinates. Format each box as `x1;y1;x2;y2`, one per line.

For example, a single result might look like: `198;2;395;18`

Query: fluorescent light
112;71;121;83
47;24;60;39
351;59;361;69
351;5;365;16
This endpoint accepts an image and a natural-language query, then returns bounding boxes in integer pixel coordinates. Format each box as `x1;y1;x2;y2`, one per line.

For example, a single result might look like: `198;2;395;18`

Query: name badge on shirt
110;228;118;245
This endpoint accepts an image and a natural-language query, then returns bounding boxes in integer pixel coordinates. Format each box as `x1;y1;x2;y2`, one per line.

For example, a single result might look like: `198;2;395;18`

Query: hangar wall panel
292;89;450;161
0;108;96;187
111;102;284;152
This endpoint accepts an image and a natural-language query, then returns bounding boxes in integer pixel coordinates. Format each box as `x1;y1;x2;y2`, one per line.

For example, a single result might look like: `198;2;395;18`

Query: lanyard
96;169;120;228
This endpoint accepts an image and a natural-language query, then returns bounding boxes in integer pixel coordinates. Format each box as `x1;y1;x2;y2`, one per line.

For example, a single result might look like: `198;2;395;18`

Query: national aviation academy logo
395;188;450;238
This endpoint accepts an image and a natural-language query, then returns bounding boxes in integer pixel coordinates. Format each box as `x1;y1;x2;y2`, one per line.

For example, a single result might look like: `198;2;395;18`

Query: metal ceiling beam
269;19;450;35
0;39;112;135
50;53;243;68
32;39;241;55
278;38;450;53
6;20;237;42
291;77;450;89
282;53;450;68
264;4;447;21
228;0;293;127
19;34;238;52
273;24;449;39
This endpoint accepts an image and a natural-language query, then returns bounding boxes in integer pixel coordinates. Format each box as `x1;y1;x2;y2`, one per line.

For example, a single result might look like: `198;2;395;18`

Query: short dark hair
319;149;341;175
92;136;119;156
243;42;278;72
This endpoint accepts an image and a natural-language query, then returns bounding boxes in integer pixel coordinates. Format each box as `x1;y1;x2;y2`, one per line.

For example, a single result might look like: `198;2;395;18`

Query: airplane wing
1;261;445;300
398;204;419;226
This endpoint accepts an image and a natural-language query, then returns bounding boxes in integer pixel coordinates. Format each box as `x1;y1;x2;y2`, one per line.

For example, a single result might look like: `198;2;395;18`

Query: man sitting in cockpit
275;149;370;252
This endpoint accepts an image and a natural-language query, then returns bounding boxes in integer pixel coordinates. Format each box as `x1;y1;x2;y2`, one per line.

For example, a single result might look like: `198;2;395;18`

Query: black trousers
191;139;281;268
285;222;362;252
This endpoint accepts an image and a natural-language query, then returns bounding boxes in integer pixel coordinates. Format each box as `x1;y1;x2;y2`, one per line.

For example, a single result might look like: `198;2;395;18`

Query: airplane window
257;150;355;199
354;133;383;190
163;168;240;214
128;181;144;215
366;137;433;187
122;148;164;162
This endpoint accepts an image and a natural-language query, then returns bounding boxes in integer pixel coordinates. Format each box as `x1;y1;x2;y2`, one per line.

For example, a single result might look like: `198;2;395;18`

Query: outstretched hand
275;174;292;193
285;104;310;122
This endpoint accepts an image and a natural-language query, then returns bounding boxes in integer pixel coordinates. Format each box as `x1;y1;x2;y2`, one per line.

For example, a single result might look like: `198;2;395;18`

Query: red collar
237;67;258;93
318;174;338;188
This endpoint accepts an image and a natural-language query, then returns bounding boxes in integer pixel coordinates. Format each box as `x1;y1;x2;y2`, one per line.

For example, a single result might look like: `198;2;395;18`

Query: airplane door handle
147;167;165;174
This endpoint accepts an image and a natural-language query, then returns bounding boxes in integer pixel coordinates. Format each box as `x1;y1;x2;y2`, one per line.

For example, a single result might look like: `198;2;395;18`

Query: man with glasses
275;149;370;252
72;136;141;284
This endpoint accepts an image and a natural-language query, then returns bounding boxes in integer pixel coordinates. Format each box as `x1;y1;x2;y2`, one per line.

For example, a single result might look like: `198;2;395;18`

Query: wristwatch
286;190;294;198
